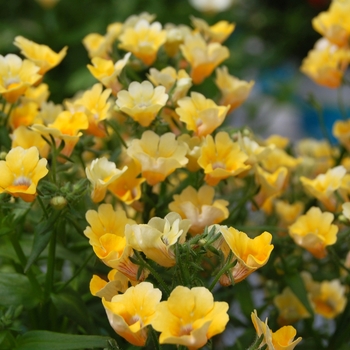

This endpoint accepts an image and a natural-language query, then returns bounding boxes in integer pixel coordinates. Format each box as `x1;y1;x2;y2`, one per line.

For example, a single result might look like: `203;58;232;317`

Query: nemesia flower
215;66;254;112
8;101;40;130
22;83;49;105
102;282;162;346
116;80;168;127
288;206;338;259
300;38;350;88
14;36;68;75
333;119;350;151
0;146;48;202
0;54;41;103
164;24;192;57
251;310;302;350
152;285;229;349
260;148;300;173
275;200;304;227
85;157;128;203
300;165;346;211
83;33;112;59
177;134;203;172
126;130;188;186
36;101;63;124
176;92;229;136
119;19;167;66
198;131;251;186
180;33;229;84
265;134;289;149
168;185;229;235
219;227;274;283
125;212;191;267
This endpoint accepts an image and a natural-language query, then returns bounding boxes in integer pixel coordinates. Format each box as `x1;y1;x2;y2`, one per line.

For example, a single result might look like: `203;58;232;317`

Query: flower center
179;323;193;336
13;176;32;190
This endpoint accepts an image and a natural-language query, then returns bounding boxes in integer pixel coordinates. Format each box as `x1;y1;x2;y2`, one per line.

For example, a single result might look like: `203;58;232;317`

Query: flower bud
50;196;67;210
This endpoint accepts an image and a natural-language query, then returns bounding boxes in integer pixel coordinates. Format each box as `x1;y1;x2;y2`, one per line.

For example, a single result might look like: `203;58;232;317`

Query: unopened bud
50;196;67;210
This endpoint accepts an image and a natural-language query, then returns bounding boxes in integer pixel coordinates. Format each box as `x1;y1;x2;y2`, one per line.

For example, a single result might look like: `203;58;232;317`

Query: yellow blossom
333;119;350;151
300;38;350;88
152;285;229;350
180;33;229;84
8;102;40;130
119;19;167;66
215;66;254;112
265;134;290;149
198;131;251;186
14;36;67;75
219;227;274;283
177;134;203;172
275;200;304;227
37;101;63;125
176;92;229;137
125;212;191;267
22;83;49;105
83;33;112;59
169;185;229;235
102;282;162;346
0;146;48;202
288;206;338;259
300;165;346;211
85;157;128;203
126;130;188;186
164;24;192;57
0;54;41;103
116;80;168;127
261;148;300;174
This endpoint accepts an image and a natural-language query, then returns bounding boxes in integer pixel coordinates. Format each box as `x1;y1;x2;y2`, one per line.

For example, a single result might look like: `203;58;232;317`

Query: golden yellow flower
8;101;40;130
152;285;229;350
215;66;254;112
288;206;338;259
127;130;188;186
168;185;229;235
14;36;68;75
265;134;290;149
198;131;250;186
22;83;49;105
300;38;350;88
219;227;274;283
0;54;41;103
0;146;48;202
116;80;168;127
333;119;350;151
125;212;191;267
260;148;300;174
119;19;167;66
300;165;346;211
176;92;229;137
180;33;229;84
83;33;111;59
102;282;162;346
275;200;304;227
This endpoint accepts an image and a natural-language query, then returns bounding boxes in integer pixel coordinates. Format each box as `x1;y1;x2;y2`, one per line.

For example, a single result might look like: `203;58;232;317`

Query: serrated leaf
15;331;113;350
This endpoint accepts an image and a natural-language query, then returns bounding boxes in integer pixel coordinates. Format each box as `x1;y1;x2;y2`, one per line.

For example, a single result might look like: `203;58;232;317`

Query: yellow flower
260;148;300;174
125;212;191;267
102;282;162;346
176;92;229;137
191;16;235;43
312;0;350;47
83;33;111;59
0;54;41;103
0;146;48;202
168;185;229;235
164;24;192;57
127;130;188;186
119;19;167;65
72;83;111;137
288;207;338;259
152;285;229;350
215;66;254;112
87;53;131;95
300;38;350;88
180;33;229;84
85;157;128;203
265;134;290;149
198;131;250;186
274;287;311;325
14;36;68;75
333;119;350;151
22;83;49;105
300;165;346;211
116;80;168;127
275;200;304;227
177;134;203;172
219;227;274;283
8;101;40;130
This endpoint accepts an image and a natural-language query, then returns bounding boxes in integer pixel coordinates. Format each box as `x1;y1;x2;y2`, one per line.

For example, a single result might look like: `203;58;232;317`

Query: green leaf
284;272;314;316
15;331;113;350
0;273;40;309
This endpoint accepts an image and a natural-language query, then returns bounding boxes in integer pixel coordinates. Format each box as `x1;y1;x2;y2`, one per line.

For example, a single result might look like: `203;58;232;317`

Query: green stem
3;102;15;127
44;226;57;301
208;251;235;291
36;195;49;219
105;120;127;148
175;243;190;287
149;326;160;350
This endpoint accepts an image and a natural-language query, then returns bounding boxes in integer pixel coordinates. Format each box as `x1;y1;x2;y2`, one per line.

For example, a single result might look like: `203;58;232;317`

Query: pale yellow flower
152;286;229;350
0;146;48;202
176;92;229;137
177;134;203;172
342;201;350;220
215;66;254;112
103;282;162;346
289;206;338;259
180;33;229;84
164;24;192;57
116;80;168;127
127;130;188;186
169;185;229;235
14;36;67;75
0;54;41;103
261;148;300;174
22;83;49;105
333;119;350;151
83;33;111;59
119;19;167;65
36;101;63;125
198;131;250;186
189;0;234;13
219;227;274;283
265;134;290;149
